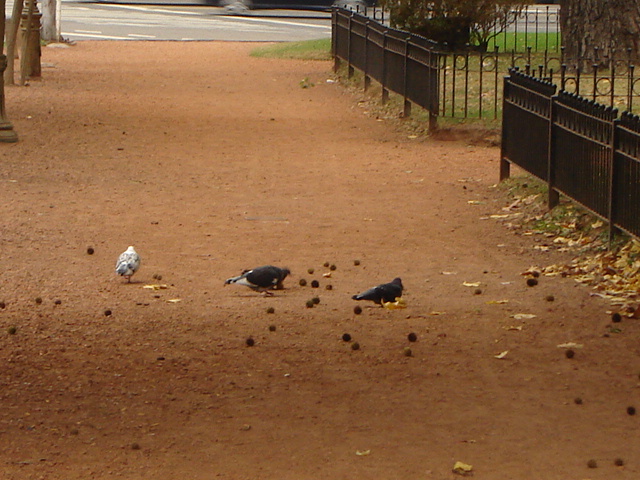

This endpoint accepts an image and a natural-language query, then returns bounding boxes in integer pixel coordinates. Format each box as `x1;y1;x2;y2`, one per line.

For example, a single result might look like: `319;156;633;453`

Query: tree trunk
42;0;61;42
559;0;640;71
5;0;24;85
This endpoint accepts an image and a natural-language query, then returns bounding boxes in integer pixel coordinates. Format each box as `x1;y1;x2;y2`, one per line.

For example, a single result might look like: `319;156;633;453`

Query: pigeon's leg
261;290;274;297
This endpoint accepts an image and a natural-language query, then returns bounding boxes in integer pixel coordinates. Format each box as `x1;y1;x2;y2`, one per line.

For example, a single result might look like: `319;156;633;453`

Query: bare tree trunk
42;0;61;42
5;0;24;85
559;0;640;70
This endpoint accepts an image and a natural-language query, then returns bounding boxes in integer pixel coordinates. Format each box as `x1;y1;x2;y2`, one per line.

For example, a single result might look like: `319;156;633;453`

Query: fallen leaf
322;272;332;278
453;461;474;475
494;350;509;359
382;297;407;309
463;281;481;287
504;325;523;331
556;342;583;349
467;200;482;205
511;313;536;320
167;298;182;303
429;311;446;315
143;284;168;290
441;271;457;275
355;450;371;456
486;299;509;304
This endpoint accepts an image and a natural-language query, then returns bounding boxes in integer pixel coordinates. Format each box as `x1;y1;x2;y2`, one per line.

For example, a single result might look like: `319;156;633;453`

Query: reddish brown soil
0;42;639;480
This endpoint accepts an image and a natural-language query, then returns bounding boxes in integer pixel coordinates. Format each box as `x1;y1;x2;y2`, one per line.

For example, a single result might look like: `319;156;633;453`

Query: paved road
8;1;333;41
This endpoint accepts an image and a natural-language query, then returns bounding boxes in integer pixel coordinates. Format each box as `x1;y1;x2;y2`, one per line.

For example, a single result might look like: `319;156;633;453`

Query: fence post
403;37;411;117
428;50;439;130
331;8;340;73
499;74;511;180
381;31;389;104
608;118;620;246
628;64;635;112
547;94;560;209
364;21;371;92
347;12;354;79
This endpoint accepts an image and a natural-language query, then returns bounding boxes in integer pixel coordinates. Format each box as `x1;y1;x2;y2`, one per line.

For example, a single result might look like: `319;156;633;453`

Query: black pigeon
224;265;290;295
352;277;403;305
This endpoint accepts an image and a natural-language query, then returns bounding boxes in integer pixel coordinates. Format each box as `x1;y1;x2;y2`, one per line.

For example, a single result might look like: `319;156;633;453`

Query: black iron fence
332;8;640;123
332;8;441;127
501;68;640;241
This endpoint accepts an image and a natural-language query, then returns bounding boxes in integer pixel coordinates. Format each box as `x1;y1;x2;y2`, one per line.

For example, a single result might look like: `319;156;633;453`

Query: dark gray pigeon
352;277;403;305
224;265;290;295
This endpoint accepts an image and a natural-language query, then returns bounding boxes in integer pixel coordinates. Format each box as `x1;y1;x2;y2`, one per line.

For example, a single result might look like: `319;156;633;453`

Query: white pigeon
115;246;141;283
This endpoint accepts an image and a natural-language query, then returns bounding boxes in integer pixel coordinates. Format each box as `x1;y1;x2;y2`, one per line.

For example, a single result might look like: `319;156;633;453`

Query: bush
380;0;532;51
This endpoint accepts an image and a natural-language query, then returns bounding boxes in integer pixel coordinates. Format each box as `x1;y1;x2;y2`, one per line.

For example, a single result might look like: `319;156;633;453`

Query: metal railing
501;68;640;242
332;8;440;127
332;8;640;123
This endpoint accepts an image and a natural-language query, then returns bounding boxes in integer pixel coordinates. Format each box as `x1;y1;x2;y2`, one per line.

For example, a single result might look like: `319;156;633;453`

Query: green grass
250;38;332;61
487;32;561;54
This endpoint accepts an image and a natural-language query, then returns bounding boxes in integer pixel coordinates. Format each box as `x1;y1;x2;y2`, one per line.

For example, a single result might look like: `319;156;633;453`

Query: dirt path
0;41;638;480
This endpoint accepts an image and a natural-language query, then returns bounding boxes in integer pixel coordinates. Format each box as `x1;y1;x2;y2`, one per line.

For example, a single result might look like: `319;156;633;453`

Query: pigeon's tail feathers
116;262;130;276
225;274;246;286
352;287;380;303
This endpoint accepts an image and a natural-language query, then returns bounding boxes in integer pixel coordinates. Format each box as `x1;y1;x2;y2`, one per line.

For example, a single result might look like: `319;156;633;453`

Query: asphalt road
9;1;333;41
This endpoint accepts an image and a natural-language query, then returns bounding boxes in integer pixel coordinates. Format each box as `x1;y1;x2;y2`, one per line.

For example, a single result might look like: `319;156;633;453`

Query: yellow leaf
355;450;371;456
494;350;509;359
143;284;168;290
462;281;481;287
167;298;182;303
486;299;509;304
453;461;474;475
382;297;407;309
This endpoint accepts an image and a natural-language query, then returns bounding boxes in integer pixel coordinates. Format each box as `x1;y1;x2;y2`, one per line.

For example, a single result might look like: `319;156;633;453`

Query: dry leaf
382;297;407;309
355;450;371;456
453;461;474;475
557;342;583;349
505;325;523;331
494;350;509;359
167;298;182;303
143;284;168;290
486;299;509;304
463;281;481;287
511;313;536;320
429;311;446;315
